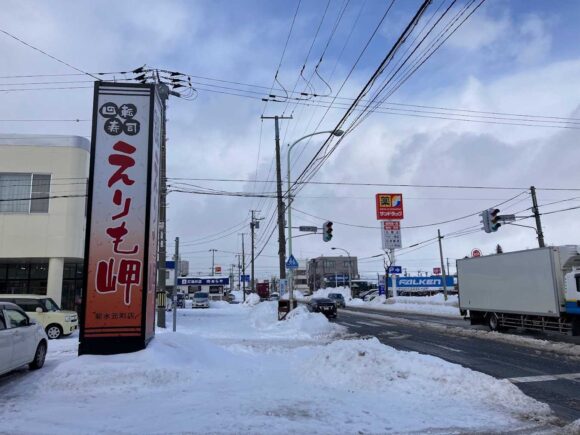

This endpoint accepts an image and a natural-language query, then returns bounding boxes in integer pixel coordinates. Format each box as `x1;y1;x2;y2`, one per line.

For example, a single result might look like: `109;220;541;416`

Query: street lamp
287;129;344;305
331;247;352;299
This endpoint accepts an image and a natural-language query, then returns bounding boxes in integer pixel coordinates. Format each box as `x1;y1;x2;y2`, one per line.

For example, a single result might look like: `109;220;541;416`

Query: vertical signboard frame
79;82;160;355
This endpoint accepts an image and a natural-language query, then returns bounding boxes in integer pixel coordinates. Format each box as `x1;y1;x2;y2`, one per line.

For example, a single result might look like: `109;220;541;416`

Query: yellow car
0;294;78;339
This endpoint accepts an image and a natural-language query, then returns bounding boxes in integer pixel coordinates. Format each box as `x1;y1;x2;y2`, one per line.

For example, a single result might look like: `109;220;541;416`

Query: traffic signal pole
530;186;545;248
437;229;448;301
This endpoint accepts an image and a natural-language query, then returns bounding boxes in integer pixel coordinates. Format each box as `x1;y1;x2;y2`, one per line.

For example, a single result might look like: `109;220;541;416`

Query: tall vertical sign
79;82;161;355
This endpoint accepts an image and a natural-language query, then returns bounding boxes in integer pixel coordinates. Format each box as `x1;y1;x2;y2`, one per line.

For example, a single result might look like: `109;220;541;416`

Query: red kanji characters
95;258;117;293
106;222;138;254
108;141;136;188
112;189;131;220
118;259;142;305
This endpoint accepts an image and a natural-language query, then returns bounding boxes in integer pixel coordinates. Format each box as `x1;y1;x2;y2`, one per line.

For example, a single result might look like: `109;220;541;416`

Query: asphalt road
335;307;580;425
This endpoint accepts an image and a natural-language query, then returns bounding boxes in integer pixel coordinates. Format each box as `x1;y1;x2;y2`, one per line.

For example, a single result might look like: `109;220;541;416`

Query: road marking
430;343;463;353
340;322;363;328
356;321;382;327
508;372;580;384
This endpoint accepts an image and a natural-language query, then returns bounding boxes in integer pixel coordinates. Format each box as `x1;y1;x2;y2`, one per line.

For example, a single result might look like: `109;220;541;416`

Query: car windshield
194;293;208;299
40;298;60;311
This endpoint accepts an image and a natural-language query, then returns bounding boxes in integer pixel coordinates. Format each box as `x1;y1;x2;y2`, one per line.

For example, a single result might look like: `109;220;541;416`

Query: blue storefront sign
378;284;385;295
178;277;230;286
387;276;454;288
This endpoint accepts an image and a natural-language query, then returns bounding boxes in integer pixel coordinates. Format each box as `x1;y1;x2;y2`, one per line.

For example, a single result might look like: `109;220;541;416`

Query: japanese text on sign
375;193;404;220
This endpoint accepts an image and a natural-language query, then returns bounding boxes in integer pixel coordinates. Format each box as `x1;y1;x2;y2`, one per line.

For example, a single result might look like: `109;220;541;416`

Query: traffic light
489;208;501;232
480;209;491;233
322;221;333;242
480;208;501;234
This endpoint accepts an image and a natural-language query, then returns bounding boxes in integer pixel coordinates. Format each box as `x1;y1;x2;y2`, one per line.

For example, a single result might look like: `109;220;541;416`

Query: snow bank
280;289;305;300
300;338;551;419
311;286;352;300
249;301;345;339
346;293;460;317
244;292;260;306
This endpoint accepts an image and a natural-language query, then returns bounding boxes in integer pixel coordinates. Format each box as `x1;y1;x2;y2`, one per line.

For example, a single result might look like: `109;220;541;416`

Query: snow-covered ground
0;302;556;434
311;286;461;317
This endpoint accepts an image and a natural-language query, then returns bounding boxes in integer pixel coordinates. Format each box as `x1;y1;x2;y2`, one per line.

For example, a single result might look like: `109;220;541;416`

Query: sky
1;0;580;281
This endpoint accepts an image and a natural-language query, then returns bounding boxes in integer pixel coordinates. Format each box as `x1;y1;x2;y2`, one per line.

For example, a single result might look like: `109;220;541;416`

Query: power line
0;28;101;80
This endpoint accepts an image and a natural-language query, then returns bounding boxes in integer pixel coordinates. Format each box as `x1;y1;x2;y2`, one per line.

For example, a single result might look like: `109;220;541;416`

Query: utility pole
209;249;217;276
241;233;247;301
155;81;169;329
437;229;448;301
530;186;545;248
236;254;242;291
261;115;292;280
446;258;451;276
173;237;179;332
250;211;259;293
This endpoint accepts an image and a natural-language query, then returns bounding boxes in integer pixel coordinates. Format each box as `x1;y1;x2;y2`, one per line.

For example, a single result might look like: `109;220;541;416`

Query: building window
30;174;51;213
323;260;335;269
344;261;351;267
0;261;49;296
61;261;84;311
0;173;51;214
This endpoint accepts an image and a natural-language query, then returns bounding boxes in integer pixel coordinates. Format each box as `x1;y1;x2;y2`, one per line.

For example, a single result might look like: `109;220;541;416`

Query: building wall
308;255;359;290
0;136;90;307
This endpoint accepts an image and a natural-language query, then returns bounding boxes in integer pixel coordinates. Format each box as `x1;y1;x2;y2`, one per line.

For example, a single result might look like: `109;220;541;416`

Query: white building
0;135;89;310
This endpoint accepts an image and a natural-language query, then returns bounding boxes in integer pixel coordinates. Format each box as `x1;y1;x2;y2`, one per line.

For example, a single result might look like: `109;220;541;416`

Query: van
0;294;78;339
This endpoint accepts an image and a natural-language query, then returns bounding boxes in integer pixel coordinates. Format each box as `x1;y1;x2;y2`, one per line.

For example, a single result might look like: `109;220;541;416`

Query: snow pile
311;286;351;300
230;290;243;301
300;338;551;419
347;293;461;317
210;300;231;309
389;293;459;307
249;302;345;339
280;289;306;300
244;292;261;306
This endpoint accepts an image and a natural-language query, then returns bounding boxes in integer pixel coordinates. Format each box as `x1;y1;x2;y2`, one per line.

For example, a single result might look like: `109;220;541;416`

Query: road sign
381;220;402;249
433;267;441;275
376;193;404;220
279;279;287;295
285;254;299;269
378;284;385;295
499;214;516;222
471;249;482;257
240;274;250;283
298;226;318;232
388;266;402;274
215;266;222;273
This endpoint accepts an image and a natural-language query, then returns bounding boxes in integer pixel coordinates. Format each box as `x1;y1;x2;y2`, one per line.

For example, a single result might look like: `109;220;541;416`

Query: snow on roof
0;134;90;152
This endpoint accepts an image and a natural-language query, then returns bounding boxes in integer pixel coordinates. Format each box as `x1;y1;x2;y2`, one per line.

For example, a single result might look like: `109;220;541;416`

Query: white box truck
457;245;580;335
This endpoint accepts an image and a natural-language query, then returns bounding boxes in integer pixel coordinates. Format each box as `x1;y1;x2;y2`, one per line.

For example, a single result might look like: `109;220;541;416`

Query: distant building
292;258;309;295
0;135;89;310
307;255;358;291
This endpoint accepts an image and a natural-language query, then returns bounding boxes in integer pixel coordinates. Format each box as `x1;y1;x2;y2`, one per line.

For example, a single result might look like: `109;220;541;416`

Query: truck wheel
488;313;501;332
572;319;580;336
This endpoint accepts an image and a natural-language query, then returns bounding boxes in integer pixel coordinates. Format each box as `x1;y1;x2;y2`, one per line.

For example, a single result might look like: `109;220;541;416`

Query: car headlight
65;315;72;322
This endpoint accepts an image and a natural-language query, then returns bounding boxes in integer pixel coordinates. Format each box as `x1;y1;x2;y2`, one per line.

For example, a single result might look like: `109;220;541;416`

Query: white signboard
381;220;402;250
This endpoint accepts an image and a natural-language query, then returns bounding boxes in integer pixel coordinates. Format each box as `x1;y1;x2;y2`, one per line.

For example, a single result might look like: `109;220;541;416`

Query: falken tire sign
389;276;455;288
79;82;162;356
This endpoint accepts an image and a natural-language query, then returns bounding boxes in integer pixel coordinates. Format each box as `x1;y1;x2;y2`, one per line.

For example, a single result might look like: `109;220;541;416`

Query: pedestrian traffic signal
322;221;333;242
489;208;501;232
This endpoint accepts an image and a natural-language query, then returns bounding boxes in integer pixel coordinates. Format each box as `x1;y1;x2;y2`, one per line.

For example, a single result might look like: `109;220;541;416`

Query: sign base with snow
79;82;162;356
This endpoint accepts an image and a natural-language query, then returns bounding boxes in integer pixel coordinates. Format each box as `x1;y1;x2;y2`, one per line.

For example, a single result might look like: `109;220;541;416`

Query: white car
0;302;48;376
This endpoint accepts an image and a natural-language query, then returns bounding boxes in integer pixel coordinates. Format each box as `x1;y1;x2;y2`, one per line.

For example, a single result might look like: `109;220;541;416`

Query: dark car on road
307;298;337;319
327;293;346;309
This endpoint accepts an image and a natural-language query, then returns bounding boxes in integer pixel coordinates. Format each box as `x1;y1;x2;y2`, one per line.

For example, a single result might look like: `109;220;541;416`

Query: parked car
0;294;78;339
0;302;48;376
269;292;280;301
192;292;210;309
307;298;337;319
327;293;346;308
363;290;379;302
